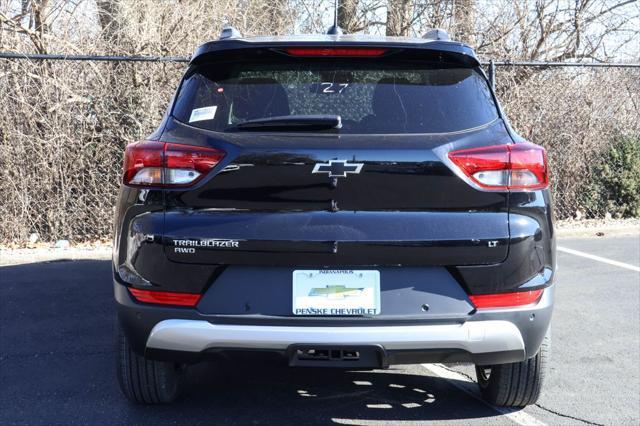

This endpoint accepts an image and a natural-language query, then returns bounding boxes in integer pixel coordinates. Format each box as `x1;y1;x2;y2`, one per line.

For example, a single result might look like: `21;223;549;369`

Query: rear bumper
146;319;526;364
115;281;554;366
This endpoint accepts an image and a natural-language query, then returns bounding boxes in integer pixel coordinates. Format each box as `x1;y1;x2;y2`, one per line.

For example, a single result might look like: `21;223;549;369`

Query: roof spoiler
190;35;479;68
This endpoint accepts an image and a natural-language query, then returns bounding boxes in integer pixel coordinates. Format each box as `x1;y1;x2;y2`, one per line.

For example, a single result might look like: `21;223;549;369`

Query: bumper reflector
128;288;201;307
469;289;543;309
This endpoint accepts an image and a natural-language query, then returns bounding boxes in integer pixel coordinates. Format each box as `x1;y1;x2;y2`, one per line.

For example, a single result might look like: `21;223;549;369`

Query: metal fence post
489;59;496;89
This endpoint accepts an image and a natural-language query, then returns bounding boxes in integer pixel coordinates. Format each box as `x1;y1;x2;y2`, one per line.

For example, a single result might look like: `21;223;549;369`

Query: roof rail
422;28;450;41
219;26;242;40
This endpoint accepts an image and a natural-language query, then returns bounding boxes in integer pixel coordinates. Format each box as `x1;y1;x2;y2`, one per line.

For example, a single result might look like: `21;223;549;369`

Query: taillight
448;143;548;191
128;288;201;307
123;141;225;187
285;47;387;57
469;289;543;309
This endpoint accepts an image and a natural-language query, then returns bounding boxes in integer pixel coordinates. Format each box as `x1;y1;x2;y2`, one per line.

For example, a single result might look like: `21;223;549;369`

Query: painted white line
557;246;640;272
422;363;547;426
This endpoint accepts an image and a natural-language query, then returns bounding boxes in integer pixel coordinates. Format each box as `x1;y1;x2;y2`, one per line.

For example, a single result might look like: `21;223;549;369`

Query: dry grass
496;67;640;219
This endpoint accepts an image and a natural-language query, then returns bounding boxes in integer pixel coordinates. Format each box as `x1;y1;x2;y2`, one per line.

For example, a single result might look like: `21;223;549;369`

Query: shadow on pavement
0;260;502;425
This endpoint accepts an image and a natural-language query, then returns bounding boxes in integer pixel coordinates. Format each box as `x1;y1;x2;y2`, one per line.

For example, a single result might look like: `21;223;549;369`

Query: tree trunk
386;0;412;36
32;0;49;34
453;0;475;45
338;0;360;33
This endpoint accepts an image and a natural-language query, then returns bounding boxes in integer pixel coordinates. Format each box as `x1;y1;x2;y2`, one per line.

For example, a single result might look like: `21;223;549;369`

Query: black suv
113;28;555;407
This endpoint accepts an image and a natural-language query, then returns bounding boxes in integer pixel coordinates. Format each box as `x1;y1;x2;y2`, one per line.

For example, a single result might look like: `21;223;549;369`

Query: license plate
292;270;380;316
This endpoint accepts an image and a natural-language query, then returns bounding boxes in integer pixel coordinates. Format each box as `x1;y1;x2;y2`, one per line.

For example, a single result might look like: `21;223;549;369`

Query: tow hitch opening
295;348;361;361
288;345;384;368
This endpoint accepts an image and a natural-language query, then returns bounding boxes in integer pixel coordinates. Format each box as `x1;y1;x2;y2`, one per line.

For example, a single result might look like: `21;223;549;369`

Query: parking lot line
557;246;640;272
421;364;547;426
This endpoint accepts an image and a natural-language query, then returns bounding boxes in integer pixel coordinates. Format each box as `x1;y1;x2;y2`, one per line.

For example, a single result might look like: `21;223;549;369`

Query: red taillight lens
509;144;548;189
469;289;543;309
128;288;201;307
123;141;164;185
123;141;225;187
448;143;548;191
285;47;387;57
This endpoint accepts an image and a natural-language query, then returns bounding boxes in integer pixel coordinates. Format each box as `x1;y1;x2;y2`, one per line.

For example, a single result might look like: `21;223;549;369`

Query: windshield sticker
312;82;349;94
189;106;217;123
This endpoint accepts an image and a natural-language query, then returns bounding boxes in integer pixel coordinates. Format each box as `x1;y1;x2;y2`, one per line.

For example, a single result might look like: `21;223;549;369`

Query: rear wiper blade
227;115;342;131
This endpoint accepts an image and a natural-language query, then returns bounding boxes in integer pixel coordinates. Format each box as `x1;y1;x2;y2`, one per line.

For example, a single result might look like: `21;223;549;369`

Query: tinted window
172;61;498;134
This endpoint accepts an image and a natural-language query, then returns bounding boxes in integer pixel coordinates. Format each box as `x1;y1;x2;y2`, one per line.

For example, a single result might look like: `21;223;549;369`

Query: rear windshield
172;61;498;134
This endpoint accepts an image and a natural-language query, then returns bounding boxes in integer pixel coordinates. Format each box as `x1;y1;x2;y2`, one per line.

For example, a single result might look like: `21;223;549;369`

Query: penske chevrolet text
113;27;555;406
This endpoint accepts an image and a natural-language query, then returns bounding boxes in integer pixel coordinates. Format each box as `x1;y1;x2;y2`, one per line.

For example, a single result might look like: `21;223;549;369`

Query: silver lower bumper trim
146;320;525;355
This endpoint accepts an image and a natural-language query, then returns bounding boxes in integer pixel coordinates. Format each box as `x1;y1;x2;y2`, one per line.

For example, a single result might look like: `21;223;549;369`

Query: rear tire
475;333;549;407
117;327;183;404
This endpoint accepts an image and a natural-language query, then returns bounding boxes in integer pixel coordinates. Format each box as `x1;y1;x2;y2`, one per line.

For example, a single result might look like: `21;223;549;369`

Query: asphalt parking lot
1;235;638;425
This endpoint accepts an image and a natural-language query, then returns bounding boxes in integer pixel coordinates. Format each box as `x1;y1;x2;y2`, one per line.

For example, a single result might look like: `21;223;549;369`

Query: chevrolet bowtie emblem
308;285;365;299
312;160;363;178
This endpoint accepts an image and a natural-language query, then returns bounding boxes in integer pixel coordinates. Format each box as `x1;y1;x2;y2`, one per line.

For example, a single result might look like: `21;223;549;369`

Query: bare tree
453;0;475;44
265;0;294;35
338;0;361;32
475;0;640;61
386;0;413;36
0;0;49;53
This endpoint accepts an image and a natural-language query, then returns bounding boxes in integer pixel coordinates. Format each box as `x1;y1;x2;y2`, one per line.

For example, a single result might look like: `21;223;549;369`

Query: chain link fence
493;65;639;220
0;54;638;243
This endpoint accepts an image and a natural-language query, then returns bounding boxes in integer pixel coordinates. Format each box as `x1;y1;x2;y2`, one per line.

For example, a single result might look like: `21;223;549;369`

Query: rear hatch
160;48;513;267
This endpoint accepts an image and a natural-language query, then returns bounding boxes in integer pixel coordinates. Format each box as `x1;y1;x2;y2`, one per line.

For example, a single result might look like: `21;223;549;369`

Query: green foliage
584;136;640;218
